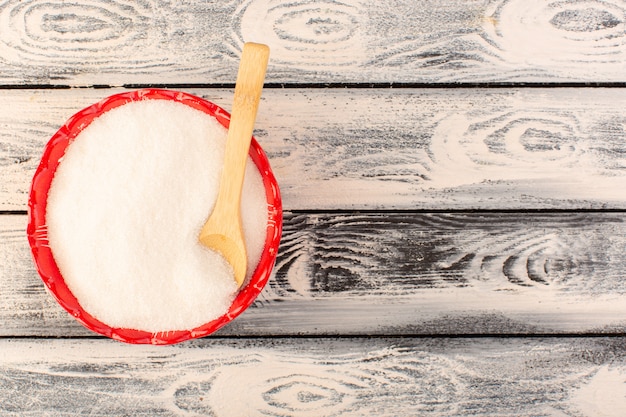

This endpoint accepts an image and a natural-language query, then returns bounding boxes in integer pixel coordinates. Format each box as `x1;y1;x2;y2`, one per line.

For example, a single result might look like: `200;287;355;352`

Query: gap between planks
2;82;626;90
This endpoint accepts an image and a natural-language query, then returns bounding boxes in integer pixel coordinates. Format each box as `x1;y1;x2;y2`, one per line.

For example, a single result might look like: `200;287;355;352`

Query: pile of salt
46;99;268;332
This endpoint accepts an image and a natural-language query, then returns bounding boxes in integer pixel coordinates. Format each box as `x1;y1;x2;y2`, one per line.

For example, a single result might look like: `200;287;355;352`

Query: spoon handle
216;43;270;212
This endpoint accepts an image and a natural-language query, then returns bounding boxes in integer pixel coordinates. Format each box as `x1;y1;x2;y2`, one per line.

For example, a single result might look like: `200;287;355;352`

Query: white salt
46;99;268;332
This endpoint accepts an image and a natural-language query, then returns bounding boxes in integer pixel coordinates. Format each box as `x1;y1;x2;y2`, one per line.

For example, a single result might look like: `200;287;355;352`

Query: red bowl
27;89;282;345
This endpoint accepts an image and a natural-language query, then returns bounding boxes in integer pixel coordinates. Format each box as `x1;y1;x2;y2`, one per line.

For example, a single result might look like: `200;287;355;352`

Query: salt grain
46;99;268;332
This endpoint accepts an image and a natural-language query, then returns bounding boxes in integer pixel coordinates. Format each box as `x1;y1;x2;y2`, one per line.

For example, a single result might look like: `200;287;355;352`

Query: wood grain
0;337;624;416
274;212;626;297
0;0;624;85
3;212;625;337
1;87;625;210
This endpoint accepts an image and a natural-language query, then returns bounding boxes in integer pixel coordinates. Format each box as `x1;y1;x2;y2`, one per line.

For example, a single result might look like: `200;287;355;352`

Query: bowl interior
27;89;282;345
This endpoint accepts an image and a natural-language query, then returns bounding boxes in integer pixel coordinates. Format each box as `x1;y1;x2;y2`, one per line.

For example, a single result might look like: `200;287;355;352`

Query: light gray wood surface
0;0;624;85
1;88;626;210
2;337;626;416
0;0;624;415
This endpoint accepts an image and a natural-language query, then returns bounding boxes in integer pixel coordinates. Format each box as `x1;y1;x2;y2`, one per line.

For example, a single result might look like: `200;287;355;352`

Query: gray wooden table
1;0;625;415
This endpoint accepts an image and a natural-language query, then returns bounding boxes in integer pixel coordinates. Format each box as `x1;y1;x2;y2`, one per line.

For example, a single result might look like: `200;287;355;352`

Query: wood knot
550;8;622;32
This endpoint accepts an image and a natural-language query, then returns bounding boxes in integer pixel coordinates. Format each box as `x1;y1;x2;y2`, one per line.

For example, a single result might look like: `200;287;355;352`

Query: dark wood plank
3;212;625;336
0;0;624;85
1;88;625;210
0;337;624;416
272;211;626;299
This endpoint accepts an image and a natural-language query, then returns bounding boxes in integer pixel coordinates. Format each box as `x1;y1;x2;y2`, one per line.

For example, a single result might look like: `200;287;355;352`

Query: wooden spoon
199;42;270;287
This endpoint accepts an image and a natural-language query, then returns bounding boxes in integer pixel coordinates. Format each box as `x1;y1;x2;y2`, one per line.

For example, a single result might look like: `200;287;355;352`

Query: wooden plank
3;212;625;337
0;337;624;416
1;87;625;210
0;0;624;85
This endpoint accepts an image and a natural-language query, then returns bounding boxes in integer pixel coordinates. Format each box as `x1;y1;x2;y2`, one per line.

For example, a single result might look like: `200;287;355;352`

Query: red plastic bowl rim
26;88;283;345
